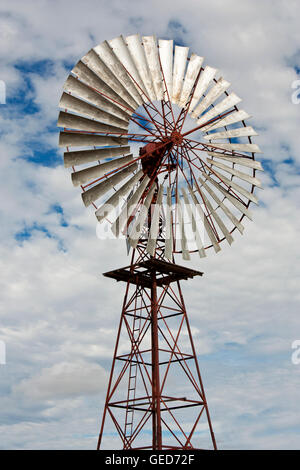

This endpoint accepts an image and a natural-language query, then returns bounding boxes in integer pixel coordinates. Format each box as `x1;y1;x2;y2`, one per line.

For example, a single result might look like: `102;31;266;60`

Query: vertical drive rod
151;269;162;449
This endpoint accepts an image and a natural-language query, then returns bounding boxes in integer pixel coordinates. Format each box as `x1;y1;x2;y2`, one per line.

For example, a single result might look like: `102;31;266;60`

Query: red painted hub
171;131;183;145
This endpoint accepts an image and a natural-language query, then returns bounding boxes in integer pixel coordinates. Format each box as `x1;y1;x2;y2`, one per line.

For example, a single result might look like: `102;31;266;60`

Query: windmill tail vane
57;33;262;450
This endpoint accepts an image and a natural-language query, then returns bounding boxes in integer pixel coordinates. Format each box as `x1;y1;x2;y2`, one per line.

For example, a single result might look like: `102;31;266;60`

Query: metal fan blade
128;184;156;249
83;48;140;109
82;162;138;207
146;184;164;256
57;111;126;135
71;154;134;187
159;39;173;101
164;186;173;261
64;146;130;168
206;158;262;187
72;61;134;115
178;54;204;108
93;41;143;106
187;182;221;253
189;66;217;112
59;132;128;148
63;75;130;122
95;169;143;223
207;142;262;154
206;168;259;205
126;34;156;102
201;109;251;132
172;46;189;104
177;200;191;260
59;93;128;129
142;35;164;101
203;126;257;141
197;176;244;234
191;77;231;119
202;172;254;219
195;180;234;246
206;152;263;171
109;35;147;99
181;188;206;257
196;92;242;127
111;176;150;237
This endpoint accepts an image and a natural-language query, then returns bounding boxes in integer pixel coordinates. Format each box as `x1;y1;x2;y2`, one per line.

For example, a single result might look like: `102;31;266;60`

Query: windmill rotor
58;34;263;260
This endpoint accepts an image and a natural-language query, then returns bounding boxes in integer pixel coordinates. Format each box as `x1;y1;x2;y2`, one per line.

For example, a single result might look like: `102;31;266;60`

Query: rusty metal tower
57;34;263;449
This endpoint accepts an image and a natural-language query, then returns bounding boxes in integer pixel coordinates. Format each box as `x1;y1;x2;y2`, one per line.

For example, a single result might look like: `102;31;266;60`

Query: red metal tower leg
97;245;217;450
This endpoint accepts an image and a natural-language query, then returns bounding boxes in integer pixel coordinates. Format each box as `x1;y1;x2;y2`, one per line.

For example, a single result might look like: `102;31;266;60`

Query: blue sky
0;0;300;450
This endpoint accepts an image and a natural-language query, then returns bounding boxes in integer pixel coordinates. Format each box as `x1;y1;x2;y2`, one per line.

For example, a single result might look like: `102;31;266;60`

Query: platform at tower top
103;258;203;289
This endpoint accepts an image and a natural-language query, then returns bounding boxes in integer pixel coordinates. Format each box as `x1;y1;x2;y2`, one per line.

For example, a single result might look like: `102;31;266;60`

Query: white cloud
13;361;108;400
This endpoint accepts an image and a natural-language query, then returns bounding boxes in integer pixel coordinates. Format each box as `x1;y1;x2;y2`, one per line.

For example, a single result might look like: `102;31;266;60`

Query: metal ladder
123;314;141;447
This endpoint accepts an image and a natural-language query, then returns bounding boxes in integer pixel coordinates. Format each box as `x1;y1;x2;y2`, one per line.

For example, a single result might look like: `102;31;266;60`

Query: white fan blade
187;182;221;253
93;42;143;106
204;126;257;141
59;132;128;148
96;169;143;222
177;200;191;260
164;186;173;261
72;61;134;114
63;75;130;122
197;176;244;234
189;66;217;112
59;93;128;129
71;154;134;186
207;167;258;204
109;35;146;99
191;77;231;119
178;54;204;108
126;34;156;102
146;184;164;256
207;142;262;154
172;46;189;104
64;146;130;168
82;162;138;207
142;35;164;101
57;111;126;135
202;171;254;218
111;176;150;237
201;109;251;132
206;158;262;187
206;151;263;171
195;180;234;245
196;92;241;127
159;39;173;101
129;184;156;249
181;187;206;257
81;50;139;110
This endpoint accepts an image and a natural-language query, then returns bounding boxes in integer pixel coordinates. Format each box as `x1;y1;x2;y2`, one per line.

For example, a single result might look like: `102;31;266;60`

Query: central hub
170;131;183;146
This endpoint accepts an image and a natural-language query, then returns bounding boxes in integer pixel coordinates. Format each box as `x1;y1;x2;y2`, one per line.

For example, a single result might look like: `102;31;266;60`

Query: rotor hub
170;131;183;146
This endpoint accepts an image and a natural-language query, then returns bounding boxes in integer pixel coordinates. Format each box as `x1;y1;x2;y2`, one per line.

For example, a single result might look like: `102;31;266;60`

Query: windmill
57;34;262;450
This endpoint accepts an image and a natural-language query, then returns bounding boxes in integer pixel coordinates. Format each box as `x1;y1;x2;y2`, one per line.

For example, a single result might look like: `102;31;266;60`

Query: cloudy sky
0;0;300;450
